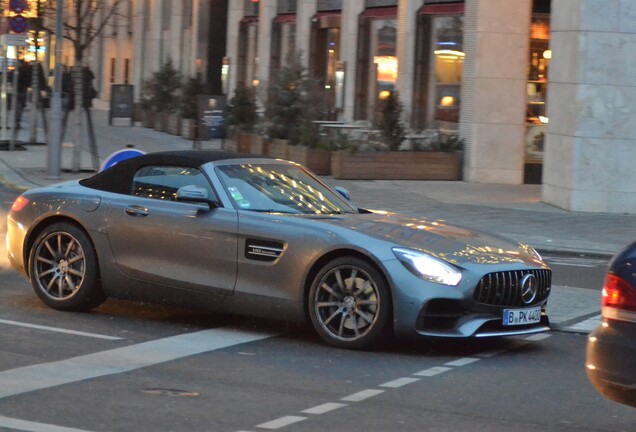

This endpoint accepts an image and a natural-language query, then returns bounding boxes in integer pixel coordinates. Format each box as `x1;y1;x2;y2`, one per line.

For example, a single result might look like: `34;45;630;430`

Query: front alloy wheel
309;257;390;349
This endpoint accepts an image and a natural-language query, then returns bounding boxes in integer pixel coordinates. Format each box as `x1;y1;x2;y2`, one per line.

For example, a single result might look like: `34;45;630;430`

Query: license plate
503;307;541;326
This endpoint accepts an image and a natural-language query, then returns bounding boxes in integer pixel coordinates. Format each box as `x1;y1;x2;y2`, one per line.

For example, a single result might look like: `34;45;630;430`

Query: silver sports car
6;151;551;349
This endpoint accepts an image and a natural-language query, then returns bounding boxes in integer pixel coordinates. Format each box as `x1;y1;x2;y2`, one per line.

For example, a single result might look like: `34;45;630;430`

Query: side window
131;165;216;202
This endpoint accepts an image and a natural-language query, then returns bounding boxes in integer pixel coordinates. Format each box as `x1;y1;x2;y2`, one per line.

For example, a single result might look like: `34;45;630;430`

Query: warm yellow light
252;79;260;87
543;49;552;59
440;96;455;107
434;49;465;58
374;56;398;83
378;90;391;100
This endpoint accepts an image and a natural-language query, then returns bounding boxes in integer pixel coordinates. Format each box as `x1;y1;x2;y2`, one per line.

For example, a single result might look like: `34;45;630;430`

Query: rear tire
29;222;106;311
308;257;390;350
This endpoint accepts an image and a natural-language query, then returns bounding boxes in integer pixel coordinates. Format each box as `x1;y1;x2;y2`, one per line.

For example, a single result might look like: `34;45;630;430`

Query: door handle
124;206;149;217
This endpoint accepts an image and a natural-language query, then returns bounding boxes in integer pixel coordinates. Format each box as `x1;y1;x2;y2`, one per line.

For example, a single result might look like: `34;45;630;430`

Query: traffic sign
99;148;146;172
9;0;28;13
0;33;28;46
10;15;27;33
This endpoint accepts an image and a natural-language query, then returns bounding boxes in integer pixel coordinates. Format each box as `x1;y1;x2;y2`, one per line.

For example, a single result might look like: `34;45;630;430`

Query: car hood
318;210;544;267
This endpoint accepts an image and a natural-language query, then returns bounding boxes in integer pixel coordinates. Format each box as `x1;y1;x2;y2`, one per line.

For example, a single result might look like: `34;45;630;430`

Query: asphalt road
1;189;634;432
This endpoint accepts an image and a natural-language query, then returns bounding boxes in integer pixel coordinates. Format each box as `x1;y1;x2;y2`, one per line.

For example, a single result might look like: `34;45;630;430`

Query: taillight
10;196;29;212
602;273;636;314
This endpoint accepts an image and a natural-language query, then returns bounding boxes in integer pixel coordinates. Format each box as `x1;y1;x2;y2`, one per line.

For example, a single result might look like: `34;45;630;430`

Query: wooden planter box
248;133;269;156
331;151;461;180
166;113;182;135
288;146;331;175
154;112;168;132
225;131;252;154
141;110;155;128
181;118;197;140
269;139;289;160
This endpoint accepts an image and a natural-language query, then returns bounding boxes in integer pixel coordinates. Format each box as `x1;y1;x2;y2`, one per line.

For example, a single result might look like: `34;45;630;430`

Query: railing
277;0;297;14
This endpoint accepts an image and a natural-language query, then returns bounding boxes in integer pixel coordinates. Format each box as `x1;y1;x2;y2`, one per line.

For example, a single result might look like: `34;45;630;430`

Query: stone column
459;0;531;184
226;1;247;98
396;0;424;126
132;0;147;100
340;0;365;122
257;0;278;90
543;0;636;213
296;0;318;67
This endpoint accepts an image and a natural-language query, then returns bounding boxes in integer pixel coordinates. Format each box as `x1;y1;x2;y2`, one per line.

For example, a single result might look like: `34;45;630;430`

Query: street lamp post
47;0;63;179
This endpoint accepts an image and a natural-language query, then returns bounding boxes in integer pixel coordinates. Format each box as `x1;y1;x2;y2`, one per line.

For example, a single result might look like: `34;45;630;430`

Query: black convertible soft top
79;150;269;194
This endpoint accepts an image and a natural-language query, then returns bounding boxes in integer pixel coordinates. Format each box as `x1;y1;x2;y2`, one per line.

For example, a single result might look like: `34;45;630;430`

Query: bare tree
41;0;127;171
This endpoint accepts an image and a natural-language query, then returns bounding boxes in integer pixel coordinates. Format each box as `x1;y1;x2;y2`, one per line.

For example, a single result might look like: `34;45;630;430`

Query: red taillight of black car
602;273;636;322
10;196;29;212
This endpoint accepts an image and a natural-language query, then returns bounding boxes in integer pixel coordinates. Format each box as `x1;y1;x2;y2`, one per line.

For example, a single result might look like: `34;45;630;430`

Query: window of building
162;0;171;31
271;17;296;73
412;4;464;131
237;20;260;88
524;10;551;182
183;0;193;29
124;58;130;84
110;58;116;84
310;11;341;119
367;19;397;122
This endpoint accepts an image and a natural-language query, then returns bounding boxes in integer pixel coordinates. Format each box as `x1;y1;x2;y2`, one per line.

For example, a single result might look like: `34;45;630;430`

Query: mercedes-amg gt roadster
7;151;551;349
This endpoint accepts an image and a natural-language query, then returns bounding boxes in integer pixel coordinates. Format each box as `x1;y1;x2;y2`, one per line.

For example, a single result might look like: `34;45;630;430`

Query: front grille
473;269;551;307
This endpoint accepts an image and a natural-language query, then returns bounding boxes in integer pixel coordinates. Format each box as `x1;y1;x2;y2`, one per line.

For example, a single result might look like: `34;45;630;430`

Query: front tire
308;257;390;349
29;222;106;311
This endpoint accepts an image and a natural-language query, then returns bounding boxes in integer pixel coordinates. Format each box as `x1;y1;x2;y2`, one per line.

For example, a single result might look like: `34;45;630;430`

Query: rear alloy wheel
309;257;390;349
29;222;106;311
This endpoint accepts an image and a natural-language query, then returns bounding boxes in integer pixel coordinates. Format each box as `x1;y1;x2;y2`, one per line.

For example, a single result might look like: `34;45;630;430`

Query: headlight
393;248;462;286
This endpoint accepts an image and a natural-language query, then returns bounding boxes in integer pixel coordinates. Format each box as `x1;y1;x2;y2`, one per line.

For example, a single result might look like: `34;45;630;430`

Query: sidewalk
2;107;635;333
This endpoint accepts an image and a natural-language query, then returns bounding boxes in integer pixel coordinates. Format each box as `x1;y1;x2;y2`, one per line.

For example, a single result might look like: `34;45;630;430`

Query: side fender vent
245;239;285;262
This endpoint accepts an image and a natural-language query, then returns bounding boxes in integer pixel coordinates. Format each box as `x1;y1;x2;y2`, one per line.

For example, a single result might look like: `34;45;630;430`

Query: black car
586;240;636;408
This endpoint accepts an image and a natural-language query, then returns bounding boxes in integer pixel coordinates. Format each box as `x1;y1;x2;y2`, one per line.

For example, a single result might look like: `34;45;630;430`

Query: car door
105;165;238;295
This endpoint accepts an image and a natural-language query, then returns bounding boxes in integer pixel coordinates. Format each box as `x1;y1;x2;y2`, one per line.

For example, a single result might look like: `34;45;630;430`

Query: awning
420;2;464;15
274;13;296;24
361;6;397;18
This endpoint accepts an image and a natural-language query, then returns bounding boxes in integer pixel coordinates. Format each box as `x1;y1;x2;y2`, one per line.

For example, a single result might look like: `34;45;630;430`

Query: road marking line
302;402;347;415
380;377;420;388
413;366;452;377
445;357;480;367
0;415;94;432
0;318;122;340
0;327;275;400
256;416;306;429
475;349;506;358
341;389;385;402
525;333;552;341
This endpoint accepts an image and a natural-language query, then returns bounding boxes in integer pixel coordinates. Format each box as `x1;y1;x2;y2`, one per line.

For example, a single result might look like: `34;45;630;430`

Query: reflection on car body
6;151;551;349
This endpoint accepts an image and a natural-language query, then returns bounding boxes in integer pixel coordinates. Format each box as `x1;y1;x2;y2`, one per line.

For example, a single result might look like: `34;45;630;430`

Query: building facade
63;0;636;214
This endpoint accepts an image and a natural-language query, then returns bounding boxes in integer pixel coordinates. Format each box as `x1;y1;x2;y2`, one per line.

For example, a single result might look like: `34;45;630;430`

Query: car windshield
216;163;356;215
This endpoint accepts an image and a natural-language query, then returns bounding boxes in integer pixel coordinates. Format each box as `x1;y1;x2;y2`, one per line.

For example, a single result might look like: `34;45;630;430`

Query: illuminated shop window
429;15;464;131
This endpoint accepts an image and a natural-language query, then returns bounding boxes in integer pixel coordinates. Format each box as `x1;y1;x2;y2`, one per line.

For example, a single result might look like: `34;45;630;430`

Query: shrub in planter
225;86;258;137
375;91;406;151
139;59;182;129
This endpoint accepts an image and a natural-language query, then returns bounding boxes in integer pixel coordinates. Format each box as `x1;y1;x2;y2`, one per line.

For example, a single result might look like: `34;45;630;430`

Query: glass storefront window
367;19;397;121
525;14;550;165
428;15;464;131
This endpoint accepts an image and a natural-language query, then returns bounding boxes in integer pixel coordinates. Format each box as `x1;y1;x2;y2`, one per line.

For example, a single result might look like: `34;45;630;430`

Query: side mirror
176;185;218;208
334;186;351;201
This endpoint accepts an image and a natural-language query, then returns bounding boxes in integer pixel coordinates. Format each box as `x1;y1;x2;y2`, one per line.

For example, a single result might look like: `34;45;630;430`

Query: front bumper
384;260;551;339
586;320;636;408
